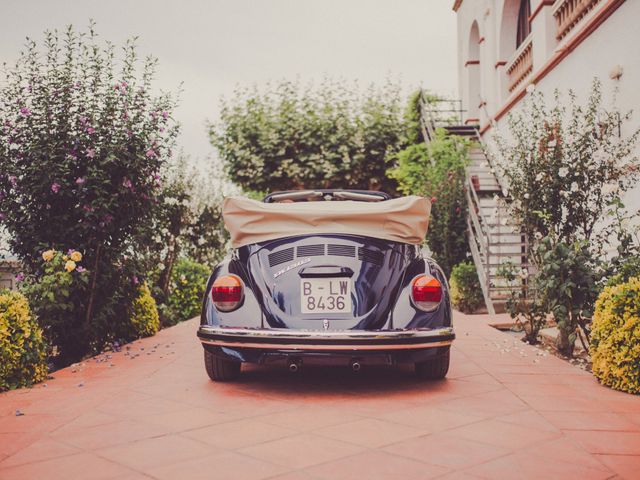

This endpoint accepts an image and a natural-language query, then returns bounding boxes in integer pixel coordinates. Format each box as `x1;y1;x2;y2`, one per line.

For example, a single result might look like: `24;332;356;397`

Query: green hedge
129;283;160;338
0;289;48;391
591;276;640;394
450;261;484;314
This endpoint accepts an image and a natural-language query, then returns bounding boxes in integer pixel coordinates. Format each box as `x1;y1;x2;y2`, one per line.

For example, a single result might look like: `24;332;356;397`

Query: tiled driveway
1;312;639;479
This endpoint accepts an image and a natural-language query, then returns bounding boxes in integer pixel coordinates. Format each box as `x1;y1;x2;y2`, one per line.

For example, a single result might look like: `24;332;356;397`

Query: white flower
547;139;557;148
524;193;530;199
535;173;543;182
534;232;543;240
158;263;165;271
558;167;569;178
570;182;579;193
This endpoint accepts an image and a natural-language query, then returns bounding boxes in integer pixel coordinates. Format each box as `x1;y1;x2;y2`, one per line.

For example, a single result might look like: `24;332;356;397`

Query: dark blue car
197;190;454;381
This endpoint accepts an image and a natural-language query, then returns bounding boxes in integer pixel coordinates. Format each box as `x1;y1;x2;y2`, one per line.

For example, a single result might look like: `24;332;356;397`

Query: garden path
1;312;639;479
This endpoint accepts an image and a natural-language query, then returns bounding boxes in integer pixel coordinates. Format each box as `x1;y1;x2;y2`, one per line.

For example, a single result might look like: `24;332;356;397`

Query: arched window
516;0;531;47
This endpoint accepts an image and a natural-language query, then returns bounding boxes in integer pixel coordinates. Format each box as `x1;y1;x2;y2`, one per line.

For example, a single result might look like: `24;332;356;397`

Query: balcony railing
553;0;603;40
506;34;533;93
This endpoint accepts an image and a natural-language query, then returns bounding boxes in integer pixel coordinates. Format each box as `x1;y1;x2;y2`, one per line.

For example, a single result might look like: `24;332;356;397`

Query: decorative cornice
478;36;486;44
494;60;507;69
465;60;480;67
453;0;463;12
529;0;555;23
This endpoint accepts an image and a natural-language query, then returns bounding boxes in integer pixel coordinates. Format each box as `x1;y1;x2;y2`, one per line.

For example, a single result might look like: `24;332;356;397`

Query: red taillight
411;274;442;311
211;275;243;312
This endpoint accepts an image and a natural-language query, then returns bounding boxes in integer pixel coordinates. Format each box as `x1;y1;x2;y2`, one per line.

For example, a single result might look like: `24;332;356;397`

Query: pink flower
75;177;85;185
161;111;168;119
76;266;86;273
86;127;95;135
145;149;156;158
51;182;61;193
132;275;139;285
430;196;437;204
19;107;31;117
122;178;133;189
79;116;88;125
86;148;96;159
8;175;17;187
15;272;25;282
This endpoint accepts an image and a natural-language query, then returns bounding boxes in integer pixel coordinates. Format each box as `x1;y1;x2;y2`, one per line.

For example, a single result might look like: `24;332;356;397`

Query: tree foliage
388;129;469;276
209;79;407;194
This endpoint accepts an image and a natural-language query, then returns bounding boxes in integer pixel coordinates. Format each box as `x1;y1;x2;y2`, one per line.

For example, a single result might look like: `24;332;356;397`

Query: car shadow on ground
222;363;449;399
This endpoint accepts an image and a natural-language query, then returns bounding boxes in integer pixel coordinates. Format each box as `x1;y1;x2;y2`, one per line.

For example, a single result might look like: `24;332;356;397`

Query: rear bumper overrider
197;325;455;351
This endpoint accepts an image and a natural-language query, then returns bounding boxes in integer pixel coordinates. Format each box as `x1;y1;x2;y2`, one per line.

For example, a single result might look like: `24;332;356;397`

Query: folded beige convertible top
223;195;431;248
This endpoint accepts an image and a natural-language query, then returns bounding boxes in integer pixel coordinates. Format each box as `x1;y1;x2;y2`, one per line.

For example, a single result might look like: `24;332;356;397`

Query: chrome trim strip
199;338;453;351
198;326;454;351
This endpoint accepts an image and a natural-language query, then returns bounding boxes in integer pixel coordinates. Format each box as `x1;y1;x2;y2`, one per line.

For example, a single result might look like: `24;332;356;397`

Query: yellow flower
70;251;82;262
64;260;76;272
42;250;55;262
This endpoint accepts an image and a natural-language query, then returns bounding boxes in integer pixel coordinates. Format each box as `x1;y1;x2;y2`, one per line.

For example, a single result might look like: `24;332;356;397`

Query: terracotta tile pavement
1;312;639;479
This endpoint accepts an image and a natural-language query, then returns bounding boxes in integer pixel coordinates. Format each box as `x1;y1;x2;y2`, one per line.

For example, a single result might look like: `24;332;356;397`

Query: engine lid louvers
296;244;325;257
268;247;294;267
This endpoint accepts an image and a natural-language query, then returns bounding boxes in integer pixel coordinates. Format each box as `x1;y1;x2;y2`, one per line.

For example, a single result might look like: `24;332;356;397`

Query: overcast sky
1;0;457;165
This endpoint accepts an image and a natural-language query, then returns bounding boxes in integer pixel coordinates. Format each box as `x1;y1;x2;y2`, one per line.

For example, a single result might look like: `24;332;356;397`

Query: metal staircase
419;92;529;315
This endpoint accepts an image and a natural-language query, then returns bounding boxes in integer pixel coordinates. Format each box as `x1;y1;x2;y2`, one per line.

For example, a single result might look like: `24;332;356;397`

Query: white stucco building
453;0;640;209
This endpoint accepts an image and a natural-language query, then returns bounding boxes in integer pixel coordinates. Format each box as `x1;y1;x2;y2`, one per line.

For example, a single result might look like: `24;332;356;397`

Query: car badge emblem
323;319;329;330
273;257;311;278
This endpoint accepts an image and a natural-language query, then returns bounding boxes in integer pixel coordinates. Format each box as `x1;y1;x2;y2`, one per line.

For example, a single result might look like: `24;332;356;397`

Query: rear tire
415;349;450;380
204;350;241;381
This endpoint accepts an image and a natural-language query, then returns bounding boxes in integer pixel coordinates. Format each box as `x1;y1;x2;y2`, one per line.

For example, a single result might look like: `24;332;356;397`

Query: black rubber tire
415;349;450;380
204;350;241;381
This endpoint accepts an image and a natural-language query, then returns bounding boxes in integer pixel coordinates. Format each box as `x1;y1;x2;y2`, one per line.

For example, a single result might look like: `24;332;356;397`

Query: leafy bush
388;129;469;276
591;277;640;394
210;79;407;194
164;258;209;325
128;283;160;338
0;289;48;391
535;237;599;356
0;24;178;362
450;261;484;313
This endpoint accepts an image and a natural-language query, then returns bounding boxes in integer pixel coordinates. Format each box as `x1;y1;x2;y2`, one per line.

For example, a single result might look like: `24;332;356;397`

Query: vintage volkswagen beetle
197;190;454;381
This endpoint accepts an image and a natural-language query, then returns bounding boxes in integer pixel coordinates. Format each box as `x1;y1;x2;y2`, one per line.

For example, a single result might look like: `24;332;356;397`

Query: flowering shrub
164;258;209;326
591;277;640;394
128;283;160;338
0;24;178;362
492;79;639;354
450;261;484;314
0;289;48;391
19;249;91;362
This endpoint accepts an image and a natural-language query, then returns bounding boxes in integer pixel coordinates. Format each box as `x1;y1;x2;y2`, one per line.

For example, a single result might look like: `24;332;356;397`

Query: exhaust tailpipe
288;360;300;373
351;360;361;372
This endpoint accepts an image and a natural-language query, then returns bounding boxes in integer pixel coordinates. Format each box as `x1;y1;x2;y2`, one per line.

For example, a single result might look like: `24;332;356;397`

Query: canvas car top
222;194;431;248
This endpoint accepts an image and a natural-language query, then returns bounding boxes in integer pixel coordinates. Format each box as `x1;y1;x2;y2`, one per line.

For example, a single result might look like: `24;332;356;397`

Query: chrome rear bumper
197;325;454;351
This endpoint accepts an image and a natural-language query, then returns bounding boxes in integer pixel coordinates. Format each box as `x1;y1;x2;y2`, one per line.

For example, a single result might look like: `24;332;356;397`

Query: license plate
300;278;351;314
